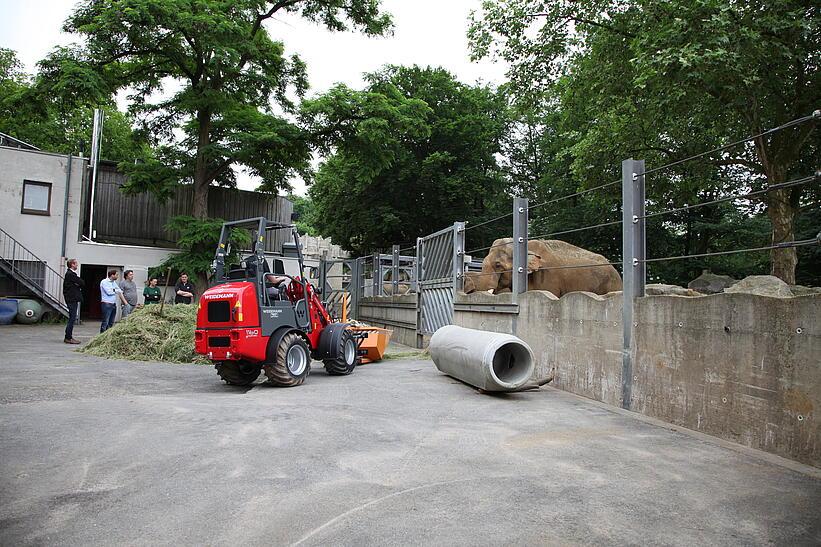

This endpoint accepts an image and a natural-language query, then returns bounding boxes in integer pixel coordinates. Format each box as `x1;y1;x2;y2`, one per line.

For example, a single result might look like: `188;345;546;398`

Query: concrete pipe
429;325;535;392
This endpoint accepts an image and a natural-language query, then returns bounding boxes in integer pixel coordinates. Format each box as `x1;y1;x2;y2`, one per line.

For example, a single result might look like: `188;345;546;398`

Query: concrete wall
631;293;819;467
358;294;418;348
454;291;820;467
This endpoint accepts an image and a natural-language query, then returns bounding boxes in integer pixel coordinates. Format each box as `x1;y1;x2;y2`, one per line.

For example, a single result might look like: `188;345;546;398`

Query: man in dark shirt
62;258;84;344
174;273;196;304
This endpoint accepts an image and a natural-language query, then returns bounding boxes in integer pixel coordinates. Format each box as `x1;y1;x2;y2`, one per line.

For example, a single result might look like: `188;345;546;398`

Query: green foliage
150;215;250;282
0;48;145;161
41;0;394;217
287;194;319;236
302;65;510;254
469;0;820;283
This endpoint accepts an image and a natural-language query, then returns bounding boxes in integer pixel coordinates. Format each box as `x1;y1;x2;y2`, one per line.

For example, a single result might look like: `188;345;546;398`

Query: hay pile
81;305;209;364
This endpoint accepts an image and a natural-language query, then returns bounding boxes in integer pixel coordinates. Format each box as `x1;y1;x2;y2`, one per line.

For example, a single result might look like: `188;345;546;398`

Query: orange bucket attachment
349;326;392;363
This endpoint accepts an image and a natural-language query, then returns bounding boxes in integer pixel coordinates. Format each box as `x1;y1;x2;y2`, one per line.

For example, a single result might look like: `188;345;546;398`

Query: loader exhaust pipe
429;325;535;392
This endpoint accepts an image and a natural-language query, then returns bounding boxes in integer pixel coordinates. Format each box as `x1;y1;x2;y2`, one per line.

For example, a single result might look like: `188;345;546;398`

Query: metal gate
371;250;417;296
318;258;360;321
416;222;465;337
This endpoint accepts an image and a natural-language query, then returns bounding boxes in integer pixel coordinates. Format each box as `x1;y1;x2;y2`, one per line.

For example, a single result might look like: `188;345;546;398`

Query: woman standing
143;277;162;304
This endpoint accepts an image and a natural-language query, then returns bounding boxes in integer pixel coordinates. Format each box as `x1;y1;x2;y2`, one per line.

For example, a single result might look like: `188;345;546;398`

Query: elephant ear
527;251;541;273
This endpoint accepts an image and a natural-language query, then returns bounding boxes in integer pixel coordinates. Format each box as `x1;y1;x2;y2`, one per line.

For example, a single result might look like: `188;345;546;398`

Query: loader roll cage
212;217;310;321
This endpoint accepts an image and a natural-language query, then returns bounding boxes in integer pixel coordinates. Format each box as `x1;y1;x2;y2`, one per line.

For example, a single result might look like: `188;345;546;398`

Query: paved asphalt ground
1;323;819;546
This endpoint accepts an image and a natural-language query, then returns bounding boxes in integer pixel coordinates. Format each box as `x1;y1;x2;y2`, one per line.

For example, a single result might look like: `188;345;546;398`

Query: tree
469;0;819;283
0;48;145;161
40;0;393;218
287;193;319;237
302;65;510;254
149;216;250;288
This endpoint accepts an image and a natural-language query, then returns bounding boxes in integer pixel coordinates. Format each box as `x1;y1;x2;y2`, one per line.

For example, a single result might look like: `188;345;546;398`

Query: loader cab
208;218;312;337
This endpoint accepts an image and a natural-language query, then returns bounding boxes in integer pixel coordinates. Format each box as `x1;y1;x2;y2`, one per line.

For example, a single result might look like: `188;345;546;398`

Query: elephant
463;238;622;297
381;282;412;296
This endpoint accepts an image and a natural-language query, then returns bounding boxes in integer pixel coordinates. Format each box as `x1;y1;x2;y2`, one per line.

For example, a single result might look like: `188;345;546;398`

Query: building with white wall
0;144;344;321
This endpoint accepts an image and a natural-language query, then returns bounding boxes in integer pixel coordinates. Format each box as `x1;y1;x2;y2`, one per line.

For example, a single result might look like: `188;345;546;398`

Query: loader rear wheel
323;328;358;376
264;332;311;387
215;360;261;386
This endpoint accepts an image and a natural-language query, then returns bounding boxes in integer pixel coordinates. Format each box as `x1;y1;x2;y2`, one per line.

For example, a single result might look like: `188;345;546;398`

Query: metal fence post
634;160;646;298
318;256;327;300
621;158;645;410
392;244;400;295
415;236;424;348
512;197;529;297
349;258;360;320
453;222;465;292
372;252;380;297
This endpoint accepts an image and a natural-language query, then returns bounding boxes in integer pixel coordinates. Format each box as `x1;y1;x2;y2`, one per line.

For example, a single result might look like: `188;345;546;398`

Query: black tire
215;360;261;386
323;328;358;376
264;332;311;387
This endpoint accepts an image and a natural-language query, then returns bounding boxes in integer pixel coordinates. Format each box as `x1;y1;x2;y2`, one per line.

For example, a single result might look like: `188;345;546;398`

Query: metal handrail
0;227;68;311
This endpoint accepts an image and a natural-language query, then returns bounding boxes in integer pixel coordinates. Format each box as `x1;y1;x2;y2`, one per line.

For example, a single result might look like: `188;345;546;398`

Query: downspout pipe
60;154;73;258
429;325;535;392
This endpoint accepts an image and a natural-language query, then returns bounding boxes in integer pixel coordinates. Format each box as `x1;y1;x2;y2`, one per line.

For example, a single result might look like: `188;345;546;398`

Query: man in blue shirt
99;269;127;332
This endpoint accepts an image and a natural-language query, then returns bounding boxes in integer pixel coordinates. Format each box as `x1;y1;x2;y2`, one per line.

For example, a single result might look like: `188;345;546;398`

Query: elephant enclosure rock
464;239;622;297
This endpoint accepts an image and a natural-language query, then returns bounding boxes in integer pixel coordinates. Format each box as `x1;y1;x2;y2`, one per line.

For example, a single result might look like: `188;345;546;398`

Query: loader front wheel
216;360;261;386
323;328;358;376
264;332;311;387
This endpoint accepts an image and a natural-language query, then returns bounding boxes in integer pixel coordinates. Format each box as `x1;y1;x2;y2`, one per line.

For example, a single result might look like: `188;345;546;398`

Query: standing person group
59;261;199;340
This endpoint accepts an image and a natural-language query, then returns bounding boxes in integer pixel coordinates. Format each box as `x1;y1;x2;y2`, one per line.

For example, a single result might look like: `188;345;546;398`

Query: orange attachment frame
349;326;392;363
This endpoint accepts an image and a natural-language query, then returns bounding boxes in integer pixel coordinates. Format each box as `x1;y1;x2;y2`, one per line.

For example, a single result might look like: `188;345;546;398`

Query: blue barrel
0;299;18;325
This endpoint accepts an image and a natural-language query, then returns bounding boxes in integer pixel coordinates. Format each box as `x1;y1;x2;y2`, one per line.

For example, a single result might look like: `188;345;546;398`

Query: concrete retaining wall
454;291;820;467
632;293;819;467
358;294;418;348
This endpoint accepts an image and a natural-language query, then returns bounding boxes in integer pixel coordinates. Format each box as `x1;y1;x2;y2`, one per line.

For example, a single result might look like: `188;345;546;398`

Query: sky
0;0;508;195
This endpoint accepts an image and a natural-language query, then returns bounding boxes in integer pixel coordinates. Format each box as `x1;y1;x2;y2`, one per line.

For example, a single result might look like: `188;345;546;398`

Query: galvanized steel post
372;252;380;297
453;222;465;292
621;158;646;410
392;244;400;295
512;197;529;297
415;236;425;348
350;257;363;320
634;160;646;298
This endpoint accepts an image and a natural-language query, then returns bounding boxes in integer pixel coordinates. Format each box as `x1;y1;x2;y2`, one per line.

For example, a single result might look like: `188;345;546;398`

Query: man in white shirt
99;269;128;332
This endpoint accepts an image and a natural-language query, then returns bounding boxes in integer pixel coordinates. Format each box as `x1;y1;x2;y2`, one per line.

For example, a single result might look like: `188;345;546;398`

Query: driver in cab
265;273;289;301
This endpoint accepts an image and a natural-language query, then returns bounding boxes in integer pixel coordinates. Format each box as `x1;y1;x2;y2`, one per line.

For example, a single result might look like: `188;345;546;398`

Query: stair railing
0;227;68;313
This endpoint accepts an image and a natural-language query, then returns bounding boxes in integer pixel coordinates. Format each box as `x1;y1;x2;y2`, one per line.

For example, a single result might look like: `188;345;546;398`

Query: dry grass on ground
81;305;208;364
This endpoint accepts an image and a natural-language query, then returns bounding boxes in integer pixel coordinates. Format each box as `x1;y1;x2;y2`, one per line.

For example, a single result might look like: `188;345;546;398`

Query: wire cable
530;219;623;240
641;237;819;264
639;173;819;220
466;218;624;255
638;111;820;178
464;258;625;278
465;211;514;231
466;240;511;255
528;179;621;212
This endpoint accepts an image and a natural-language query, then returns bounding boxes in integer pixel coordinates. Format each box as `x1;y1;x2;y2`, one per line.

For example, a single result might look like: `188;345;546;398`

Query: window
21;181;52;216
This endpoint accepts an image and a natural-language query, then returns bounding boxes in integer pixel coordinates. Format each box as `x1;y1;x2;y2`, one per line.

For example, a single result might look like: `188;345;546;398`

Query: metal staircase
0;228;69;318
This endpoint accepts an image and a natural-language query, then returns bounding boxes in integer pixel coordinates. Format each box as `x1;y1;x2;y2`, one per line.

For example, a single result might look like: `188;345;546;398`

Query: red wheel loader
194;217;359;386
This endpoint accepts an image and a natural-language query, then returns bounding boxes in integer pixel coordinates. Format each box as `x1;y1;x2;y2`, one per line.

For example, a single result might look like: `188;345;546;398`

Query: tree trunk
766;186;798;284
762;162;797;284
192;109;212;219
